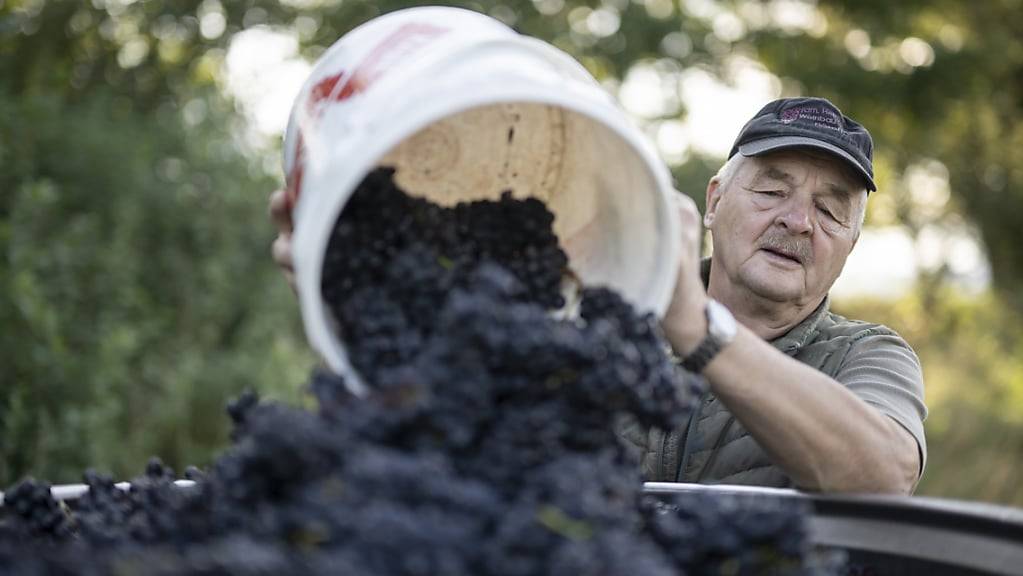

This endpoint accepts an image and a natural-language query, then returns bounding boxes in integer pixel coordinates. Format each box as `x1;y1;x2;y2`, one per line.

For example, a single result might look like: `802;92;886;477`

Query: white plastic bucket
283;6;680;394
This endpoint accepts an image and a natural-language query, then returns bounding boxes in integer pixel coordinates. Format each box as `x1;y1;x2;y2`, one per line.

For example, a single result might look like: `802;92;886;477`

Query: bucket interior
375;101;671;311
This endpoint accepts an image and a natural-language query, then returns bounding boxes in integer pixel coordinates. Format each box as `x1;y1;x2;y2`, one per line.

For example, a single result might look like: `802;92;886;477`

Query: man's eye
752;189;782;197
816;204;840;222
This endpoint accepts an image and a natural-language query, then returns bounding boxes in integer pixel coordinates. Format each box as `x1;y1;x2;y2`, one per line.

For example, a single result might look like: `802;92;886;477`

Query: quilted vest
617;262;907;487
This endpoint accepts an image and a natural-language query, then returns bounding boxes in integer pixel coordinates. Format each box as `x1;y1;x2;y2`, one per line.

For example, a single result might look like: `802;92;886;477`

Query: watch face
707;299;737;342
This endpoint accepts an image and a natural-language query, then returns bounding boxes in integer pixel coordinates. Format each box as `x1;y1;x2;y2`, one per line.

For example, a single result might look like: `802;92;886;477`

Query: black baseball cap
728;97;876;192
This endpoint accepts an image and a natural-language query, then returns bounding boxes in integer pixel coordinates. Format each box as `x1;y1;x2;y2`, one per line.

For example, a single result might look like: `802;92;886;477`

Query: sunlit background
221;5;990;301
2;0;1021;505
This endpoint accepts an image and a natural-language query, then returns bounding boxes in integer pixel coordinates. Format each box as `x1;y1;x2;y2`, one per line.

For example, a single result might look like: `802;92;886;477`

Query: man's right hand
269;189;296;291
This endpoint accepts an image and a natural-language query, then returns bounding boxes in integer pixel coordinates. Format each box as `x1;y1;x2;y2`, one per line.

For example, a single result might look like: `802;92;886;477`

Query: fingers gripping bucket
284;7;681;395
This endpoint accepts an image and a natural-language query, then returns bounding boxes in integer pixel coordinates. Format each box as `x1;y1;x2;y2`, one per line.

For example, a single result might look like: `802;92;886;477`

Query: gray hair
711;154;743;191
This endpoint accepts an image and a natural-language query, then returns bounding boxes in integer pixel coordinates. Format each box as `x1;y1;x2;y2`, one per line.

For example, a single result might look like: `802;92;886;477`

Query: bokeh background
2;0;1021;505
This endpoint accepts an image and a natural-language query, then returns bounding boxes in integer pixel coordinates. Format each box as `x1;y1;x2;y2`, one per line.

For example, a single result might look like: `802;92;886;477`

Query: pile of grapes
0;168;840;575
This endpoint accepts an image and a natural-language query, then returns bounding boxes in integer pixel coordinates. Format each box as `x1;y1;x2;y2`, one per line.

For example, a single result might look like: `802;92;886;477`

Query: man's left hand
662;192;709;356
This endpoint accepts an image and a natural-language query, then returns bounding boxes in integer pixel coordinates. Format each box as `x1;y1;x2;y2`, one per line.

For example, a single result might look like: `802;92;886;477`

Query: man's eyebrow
759;165;855;201
825;182;853;199
754;166;796;186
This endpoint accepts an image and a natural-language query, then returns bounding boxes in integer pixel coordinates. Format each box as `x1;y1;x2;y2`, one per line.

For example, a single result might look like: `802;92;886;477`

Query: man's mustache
758;232;813;265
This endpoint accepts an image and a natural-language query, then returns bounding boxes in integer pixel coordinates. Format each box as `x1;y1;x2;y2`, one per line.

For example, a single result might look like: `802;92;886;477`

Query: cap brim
738;136;877;192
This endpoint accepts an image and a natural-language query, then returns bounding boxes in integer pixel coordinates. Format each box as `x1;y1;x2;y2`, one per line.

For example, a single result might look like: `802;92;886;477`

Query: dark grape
0;478;74;541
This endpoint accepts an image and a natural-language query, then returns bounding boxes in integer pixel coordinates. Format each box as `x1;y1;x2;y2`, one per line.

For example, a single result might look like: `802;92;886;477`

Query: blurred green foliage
0;0;315;484
1;0;1021;505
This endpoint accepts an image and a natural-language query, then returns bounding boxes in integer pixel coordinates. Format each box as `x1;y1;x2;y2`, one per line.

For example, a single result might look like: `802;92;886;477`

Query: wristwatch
680;299;737;373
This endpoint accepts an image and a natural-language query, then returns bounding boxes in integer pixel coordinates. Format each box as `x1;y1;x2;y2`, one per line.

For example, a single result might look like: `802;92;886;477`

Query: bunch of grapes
0;168;837;575
320;167;569;383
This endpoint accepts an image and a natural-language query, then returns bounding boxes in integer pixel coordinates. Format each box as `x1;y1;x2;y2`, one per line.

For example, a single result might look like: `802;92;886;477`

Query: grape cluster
644;492;844;574
0;168;837;575
0;478;74;542
321;167;568;383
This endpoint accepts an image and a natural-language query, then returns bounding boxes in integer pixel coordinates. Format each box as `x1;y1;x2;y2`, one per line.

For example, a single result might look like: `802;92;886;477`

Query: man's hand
662;192;710;357
269;189;296;291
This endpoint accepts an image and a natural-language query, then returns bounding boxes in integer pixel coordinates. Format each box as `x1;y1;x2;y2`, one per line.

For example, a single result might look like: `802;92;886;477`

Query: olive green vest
618;261;923;488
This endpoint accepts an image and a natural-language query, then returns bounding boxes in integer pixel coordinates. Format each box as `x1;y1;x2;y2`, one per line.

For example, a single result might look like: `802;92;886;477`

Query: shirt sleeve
833;331;928;476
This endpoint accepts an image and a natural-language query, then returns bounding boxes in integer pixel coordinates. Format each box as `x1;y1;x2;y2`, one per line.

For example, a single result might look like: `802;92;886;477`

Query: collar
701;258;829;354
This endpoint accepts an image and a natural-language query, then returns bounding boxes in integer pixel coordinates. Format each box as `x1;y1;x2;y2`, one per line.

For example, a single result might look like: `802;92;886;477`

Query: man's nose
775;200;814;235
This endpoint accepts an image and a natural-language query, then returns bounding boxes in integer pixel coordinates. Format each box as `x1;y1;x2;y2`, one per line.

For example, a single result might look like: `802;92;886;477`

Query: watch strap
679;299;735;373
680;333;721;373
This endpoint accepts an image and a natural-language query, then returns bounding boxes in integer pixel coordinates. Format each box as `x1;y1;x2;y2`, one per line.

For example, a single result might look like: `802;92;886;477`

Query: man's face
705;150;867;308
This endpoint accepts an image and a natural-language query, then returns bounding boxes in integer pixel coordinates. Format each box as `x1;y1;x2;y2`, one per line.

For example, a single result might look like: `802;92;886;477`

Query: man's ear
704;178;723;228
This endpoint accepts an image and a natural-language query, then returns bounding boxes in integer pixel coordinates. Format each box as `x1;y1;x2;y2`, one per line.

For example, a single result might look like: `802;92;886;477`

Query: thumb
673;192;703;254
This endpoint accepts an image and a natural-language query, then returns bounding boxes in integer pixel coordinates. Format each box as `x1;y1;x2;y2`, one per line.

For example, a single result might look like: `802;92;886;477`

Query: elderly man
630;97;927;494
270;97;927;495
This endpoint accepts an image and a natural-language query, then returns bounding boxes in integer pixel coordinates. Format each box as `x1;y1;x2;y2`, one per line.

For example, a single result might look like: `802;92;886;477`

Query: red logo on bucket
307;73;346;113
287;22;450;210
